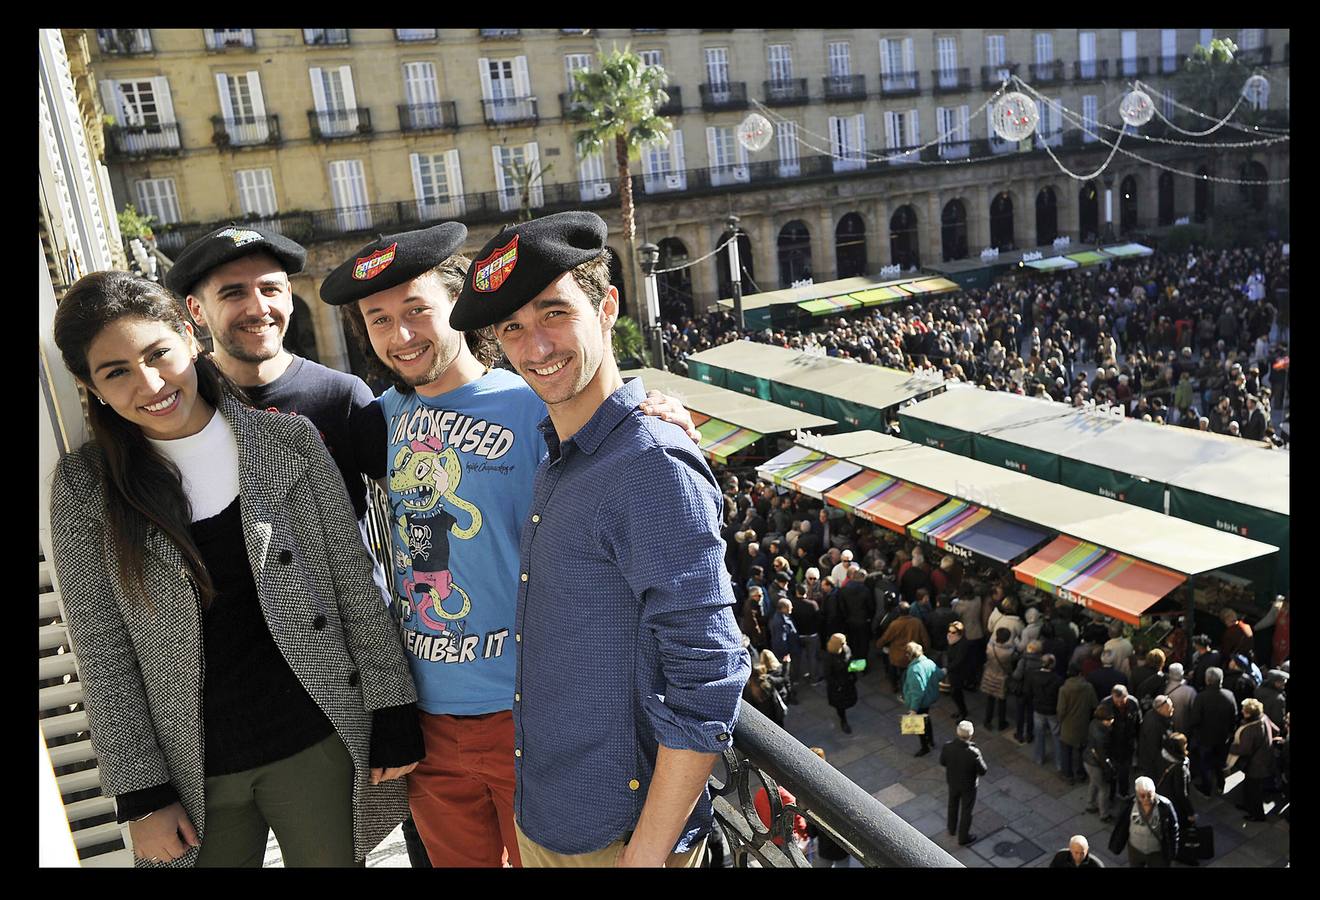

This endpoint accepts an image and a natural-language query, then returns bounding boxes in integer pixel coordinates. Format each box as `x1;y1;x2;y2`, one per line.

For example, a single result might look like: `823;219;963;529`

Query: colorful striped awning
1013;535;1186;625
907;498;992;545
695;417;762;465
849;286;909;307
757;446;825;487
825;470;899;512
854;480;946;533
688;411;711;428
786;458;864;500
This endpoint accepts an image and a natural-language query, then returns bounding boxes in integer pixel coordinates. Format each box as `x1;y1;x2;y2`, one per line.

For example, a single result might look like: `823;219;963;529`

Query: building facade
87;27;1288;373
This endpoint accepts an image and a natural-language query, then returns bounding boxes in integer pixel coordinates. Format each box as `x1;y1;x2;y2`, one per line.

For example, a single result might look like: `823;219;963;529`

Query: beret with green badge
318;222;468;306
164;224;307;299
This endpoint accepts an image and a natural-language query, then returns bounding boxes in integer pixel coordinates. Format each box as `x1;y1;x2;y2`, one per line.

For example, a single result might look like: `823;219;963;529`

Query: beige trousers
514;820;708;868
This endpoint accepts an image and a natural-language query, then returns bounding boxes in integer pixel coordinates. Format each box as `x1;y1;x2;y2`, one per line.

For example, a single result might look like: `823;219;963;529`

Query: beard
391;334;459;389
217;319;286;364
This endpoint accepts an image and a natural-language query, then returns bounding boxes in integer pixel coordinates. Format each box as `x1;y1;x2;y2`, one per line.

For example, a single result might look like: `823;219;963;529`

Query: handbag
901;713;927;735
1176;824;1215;864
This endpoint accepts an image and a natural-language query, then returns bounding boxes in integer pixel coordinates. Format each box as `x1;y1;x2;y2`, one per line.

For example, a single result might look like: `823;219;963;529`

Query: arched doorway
941;199;969;262
990;191;1015;251
716;230;755;301
1078;181;1099;244
1239;161;1268;211
1119;176;1138;235
286;294;320;364
1036;187;1059;246
835;213;867;278
1158;171;1175;226
606;245;628;317
1194;166;1210;223
656;237;694;322
889;205;919;270
777;220;812;287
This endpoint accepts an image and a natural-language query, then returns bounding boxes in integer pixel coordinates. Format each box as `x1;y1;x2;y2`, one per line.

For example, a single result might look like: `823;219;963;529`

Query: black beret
164;225;306;298
319;222;468;306
450;212;608;331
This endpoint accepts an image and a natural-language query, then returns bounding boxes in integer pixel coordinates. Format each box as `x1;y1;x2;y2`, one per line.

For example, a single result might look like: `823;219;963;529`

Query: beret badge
473;234;519;293
352;242;398;281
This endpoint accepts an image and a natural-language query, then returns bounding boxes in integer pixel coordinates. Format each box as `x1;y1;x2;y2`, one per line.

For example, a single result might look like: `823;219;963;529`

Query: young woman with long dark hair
48;271;423;867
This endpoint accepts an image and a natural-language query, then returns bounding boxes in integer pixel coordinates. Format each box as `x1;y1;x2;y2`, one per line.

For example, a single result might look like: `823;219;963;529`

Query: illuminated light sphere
1119;90;1155;127
1242;74;1269;101
736;113;774;152
992;92;1039;142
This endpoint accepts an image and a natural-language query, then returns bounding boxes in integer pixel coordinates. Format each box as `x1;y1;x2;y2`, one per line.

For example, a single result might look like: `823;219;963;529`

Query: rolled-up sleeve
599;444;749;753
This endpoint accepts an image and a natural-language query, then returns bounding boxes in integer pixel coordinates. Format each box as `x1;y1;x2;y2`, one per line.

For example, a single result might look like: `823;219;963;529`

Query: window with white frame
328;159;370;231
985;34;1009;82
986;106;1013;152
215;71;269;143
402;61;443;127
1082;95;1098;142
1160;86;1176;119
705;47;730;102
309;66;360;134
492;142;543;212
831;114;867;171
936;105;969;157
135;178;181;224
1034;32;1053;64
879;37;914;90
642;130;686;192
1161;29;1179;72
110;79;161;125
564;53;591;92
577;150;610;202
478;56;533;121
100;77;178;151
396;28;437;41
936;36;958;87
640;49;664;70
1078;32;1097;78
828;41;851;78
234;168;278;218
777;120;800;176
1238;29;1263;51
1120;31;1138;75
706;125;749;185
767;44;793;84
1035;96;1061;145
410;150;465;219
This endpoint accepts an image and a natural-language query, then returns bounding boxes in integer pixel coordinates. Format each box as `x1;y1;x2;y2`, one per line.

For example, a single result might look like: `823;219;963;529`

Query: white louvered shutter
340;66;359;130
446;150;465;216
151;76;175;123
215;73;234;122
525;142;543;208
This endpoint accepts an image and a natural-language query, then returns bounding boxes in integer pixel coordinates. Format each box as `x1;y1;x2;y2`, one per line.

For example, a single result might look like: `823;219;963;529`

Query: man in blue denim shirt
452;212;749;867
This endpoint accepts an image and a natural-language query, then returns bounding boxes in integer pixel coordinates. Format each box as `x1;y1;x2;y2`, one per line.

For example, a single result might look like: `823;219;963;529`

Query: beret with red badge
318;222;468;306
450;211;608;331
164;224;307;298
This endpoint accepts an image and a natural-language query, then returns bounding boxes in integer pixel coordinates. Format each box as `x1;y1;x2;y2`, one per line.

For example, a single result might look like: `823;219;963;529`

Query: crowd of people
718;466;1290;866
664;241;1290;446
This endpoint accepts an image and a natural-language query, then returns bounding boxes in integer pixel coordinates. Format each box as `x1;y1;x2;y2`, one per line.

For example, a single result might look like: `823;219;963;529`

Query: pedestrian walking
825;634;859;734
940;721;988;846
1058;662;1099;784
1085;706;1117;822
1108;777;1180;868
901;642;945;757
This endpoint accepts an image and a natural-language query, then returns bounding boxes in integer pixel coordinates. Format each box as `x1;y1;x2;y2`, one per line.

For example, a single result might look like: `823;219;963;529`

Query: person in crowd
1189;634;1222;691
1138;695;1175;782
1224;654;1258;708
927;592;958;666
839;566;876;676
951;582;987;689
901;642;945;757
1252;595;1290;669
1155;732;1196;852
1131;649;1165;703
1011;639;1043;746
752;782;809;855
875;601;930;694
1163;663;1198;736
830;548;854;587
1018;607;1043;652
1049;835;1104;868
1086;649;1126;699
898;546;935;605
1100;685;1143;802
825;634;859;734
805;748;851;867
789;584;822;684
1108;776;1180;868
1229;698;1281;822
943;621;973;721
1085;705;1117;822
987;593;1025;649
742;586;769;652
768;598;802;703
1028;654;1065;774
1102;621;1134;679
1219;608;1255;662
1256;669;1288;730
980;627;1015;731
1040;617;1075;675
1189;666;1238;797
48;271;423;867
940;720;988;847
1058;662;1100;785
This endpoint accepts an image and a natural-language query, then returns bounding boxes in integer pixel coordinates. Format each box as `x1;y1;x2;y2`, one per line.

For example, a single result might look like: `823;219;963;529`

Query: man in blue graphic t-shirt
321;223;697;867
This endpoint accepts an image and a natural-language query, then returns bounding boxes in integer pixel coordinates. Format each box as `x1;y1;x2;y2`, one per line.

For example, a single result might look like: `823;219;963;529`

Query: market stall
712;273;963;329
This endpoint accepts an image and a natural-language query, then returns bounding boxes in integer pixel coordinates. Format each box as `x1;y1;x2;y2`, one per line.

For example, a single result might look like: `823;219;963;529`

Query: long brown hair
52;270;246;609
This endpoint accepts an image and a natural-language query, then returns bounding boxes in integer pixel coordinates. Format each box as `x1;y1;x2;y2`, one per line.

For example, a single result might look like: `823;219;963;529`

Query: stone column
295;273;350;373
1056;177;1078;243
1139;171;1160;233
921;191;941;267
871;198;891;269
815;205;837;283
689;221;721;313
753;214;778;292
977;183;995;253
1022;179;1040;248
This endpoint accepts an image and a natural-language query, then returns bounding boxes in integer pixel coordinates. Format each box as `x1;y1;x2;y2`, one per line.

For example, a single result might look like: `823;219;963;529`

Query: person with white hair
830;548;854;587
1049;834;1105;867
939;721;988;846
1107;775;1179;867
1163;663;1197;735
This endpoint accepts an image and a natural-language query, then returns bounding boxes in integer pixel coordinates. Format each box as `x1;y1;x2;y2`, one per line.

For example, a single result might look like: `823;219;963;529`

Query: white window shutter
214;73;234;121
884;112;897;149
903;38;913;71
492;145;507;194
309;67;327;112
152;77;175;123
959;105;969;141
513;56;531;97
910;108;920;145
936;106;947;137
409;152;426;205
736;134;749;167
98;79;122;122
705;126;718;168
478;57;494;100
340;66;359;130
879;40;891;75
247;72;267;119
853;114;866;157
672;130;686;189
445;150;464;197
525;142;543;207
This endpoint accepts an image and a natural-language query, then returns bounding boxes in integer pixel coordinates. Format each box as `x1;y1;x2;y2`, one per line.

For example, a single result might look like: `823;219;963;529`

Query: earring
95;395;107;406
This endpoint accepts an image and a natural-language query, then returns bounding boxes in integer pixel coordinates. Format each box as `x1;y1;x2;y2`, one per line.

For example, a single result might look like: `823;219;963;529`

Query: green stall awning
1059;458;1165;512
686;359;724;388
769;381;826;416
849;286;909;307
1066;250;1111;266
896;416;975;455
971;433;1062;481
797;294;862;316
1025;256;1078;271
1101;242;1153;258
1167;487;1290;596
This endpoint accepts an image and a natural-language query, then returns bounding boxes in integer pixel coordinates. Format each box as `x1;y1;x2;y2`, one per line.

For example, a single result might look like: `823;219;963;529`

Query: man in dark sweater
1027;654;1065;773
1189;667;1238;796
940;720;989;845
1048;835;1105;867
1137;695;1174;781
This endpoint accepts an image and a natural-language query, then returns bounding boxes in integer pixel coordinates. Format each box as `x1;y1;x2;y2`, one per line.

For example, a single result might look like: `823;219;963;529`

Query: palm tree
570;46;672;341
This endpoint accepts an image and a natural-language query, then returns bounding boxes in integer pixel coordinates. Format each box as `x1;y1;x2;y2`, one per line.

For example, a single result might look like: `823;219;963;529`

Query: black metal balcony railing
96;28;152;55
1159;54;1181;74
937;139;974;160
823;74;867;101
879;70;920;96
932;67;971;93
211;115;281;147
559;92;587;120
981;63;1018;89
303;28;349;45
763;78;809;106
482;97;539;126
397;102;458;132
479;28;520;38
699;82;750;111
1030;60;1064;82
105;122;180;159
307;108;372;141
203;28;254;50
394;28;437;42
711;702;962;867
655;86;682;116
1073;59;1109;81
1238;46;1273;67
1114;56;1151;77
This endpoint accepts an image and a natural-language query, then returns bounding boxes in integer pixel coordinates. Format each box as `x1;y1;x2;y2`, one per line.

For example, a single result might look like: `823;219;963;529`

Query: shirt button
628;779;640;791
515;633;521;642
521;573;528;582
312;614;327;631
515;749;522;758
279;549;293;565
514;692;520;702
532;514;541;523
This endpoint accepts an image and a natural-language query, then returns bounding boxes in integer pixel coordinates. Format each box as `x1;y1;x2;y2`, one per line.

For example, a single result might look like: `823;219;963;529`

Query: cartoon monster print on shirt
389;434;482;633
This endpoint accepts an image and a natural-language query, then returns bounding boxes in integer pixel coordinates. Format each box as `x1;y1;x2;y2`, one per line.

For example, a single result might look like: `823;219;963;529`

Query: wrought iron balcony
1029;60;1064;82
307;108;372;141
479;28;520;39
981;63;1018;89
763;78;809;107
211;115;281;147
1237;46;1273;67
879;71;919;96
482;97;539;126
559;92;587;121
932;67;971;93
398;102;458;133
395;29;437;42
710;702;962;867
1114;56;1151;77
303;28;349;45
1073;59;1109;81
1159;55;1182;74
96;28;152;55
823;74;866;101
699;82;749;111
105;122;180;159
655;86;682;116
203;28;254;50
937;139;973;160
988;131;1017;154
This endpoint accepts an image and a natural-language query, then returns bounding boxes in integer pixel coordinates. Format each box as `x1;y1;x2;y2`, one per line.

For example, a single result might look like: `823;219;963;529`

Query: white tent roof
631;368;835;434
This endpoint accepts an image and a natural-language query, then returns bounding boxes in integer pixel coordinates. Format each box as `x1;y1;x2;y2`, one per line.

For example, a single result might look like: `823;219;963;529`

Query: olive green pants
195;732;360;867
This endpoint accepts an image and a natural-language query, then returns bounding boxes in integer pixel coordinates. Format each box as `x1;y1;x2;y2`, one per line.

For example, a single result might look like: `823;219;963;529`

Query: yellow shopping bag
900;714;926;735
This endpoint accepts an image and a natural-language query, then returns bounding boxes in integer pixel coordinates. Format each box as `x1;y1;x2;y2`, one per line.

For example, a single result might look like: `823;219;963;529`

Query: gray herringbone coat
49;393;418;867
